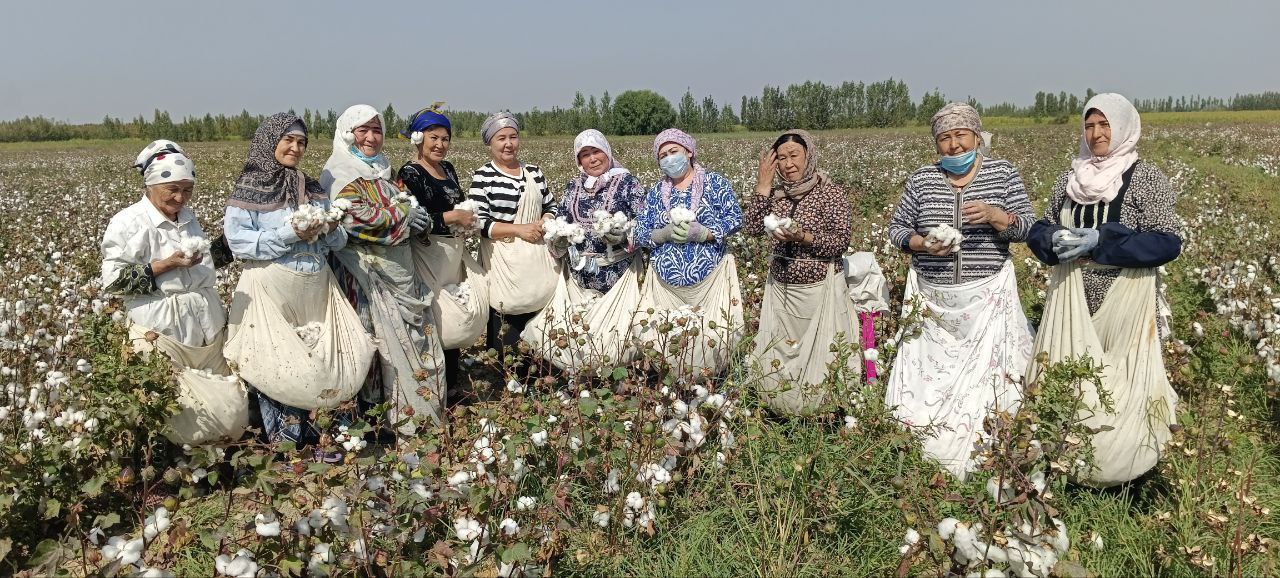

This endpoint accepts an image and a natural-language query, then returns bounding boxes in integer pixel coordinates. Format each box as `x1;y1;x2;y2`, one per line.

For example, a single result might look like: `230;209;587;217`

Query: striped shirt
888;157;1035;285
466;162;556;238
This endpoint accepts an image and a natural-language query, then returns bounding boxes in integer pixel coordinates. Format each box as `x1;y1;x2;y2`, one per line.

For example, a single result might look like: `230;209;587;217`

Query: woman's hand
909;234;954;257
444;209;476;229
756;147;778;195
771;227;811;244
293;221;326;244
152;250;198;275
517;223;544;243
961;201;1010;231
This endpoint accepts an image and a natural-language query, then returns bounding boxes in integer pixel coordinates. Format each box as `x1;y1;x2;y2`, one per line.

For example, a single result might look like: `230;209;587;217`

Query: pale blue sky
3;0;1276;123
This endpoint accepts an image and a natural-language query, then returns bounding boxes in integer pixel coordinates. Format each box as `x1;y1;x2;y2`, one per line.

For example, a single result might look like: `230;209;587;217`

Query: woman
467;112;559;375
223;113;375;448
885;103;1036;480
1026;93;1180;486
397;104;488;404
633;129;744;375
521;129;646;373
323;104;445;432
744;130;857;414
101;140;247;445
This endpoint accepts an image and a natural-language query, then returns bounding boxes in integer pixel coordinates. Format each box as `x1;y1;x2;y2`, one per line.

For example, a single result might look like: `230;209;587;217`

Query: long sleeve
224;206;302;261
742;193;770;237
537;168;557;216
101;218;157;296
1027;172;1069;265
996;166;1035;242
702;173;742;241
338;180;410;245
888;178;920;251
1094;164;1181;267
467;183;496;239
632;185;664;249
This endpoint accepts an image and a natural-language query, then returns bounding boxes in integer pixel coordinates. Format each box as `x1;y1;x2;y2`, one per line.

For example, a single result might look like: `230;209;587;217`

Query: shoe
313;449;344;464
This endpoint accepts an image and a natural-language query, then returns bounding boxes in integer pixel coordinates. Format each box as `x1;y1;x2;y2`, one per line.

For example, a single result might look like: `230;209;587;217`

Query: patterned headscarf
228;113;326;212
321;104;393;198
134;140;196;186
401;102;451;142
930;103;983;140
573;129;630;193
1066;93;1142;205
653;128;697;161
770;129;830;200
480;111;520;145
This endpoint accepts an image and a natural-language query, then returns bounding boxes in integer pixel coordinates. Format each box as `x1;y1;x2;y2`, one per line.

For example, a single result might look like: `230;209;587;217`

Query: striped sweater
466;162;556;238
888;157;1035;285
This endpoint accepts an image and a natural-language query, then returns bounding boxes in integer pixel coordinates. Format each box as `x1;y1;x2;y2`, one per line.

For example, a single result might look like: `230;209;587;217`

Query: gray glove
650;224;677;245
1054;227;1100;262
674;222;713;244
409;206;431;234
602;229;627;246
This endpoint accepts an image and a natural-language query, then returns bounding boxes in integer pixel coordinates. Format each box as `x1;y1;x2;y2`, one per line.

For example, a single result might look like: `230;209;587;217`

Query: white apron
479;170;559;315
633;255;745;376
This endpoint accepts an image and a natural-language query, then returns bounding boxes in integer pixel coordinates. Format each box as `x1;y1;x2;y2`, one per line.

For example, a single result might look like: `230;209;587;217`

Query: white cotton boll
506;378;525;394
925;224;964;254
763;214;796;234
294;322;323;349
255;511;281;537
543;217;586;245
937;517;960;540
531;429;548;446
669;207;696;225
454;517;483;541
178;231;211;258
75;358;91;373
500;517;519;536
592;509;611;528
410;131;424;145
863;348;879;362
289;204;329;230
516;496;536;510
1089;531;1104;551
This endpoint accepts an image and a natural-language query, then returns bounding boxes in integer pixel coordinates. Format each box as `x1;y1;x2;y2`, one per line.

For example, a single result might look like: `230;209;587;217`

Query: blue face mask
659;153;690;178
938;149;977;175
349;144;386;167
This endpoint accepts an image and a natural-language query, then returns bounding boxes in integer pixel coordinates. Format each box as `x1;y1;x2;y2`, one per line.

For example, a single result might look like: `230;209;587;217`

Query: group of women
101;93;1180;486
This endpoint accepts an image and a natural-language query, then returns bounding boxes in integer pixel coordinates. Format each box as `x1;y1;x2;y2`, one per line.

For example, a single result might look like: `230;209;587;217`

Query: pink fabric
653;128;697;161
860;312;879;381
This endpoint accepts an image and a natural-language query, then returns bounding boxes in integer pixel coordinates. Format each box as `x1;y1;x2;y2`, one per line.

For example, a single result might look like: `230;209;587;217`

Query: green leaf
42;498;61;520
93;512;121;530
611;367;627;381
580;398;599;416
279;556;305;577
28;539;62;567
80;475;107;498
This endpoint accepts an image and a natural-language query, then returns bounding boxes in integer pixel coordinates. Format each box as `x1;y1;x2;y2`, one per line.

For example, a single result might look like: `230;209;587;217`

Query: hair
1084;108;1106;120
772;133;806;151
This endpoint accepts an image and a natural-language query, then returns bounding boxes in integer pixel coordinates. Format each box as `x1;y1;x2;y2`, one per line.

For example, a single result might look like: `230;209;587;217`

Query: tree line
3;83;1278;143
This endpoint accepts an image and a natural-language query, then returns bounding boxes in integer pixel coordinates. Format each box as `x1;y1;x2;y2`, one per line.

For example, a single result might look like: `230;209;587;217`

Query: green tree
611;90;676;136
916;89;946;125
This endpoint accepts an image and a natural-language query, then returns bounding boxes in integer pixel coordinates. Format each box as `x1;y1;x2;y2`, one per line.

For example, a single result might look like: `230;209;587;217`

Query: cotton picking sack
1027;263;1177;487
413;235;490;349
224;261;376;411
842;251;891;314
521;260;644;373
633;254;744;376
480;171;559;315
886;261;1034;480
753;265;860;415
128;325;249;446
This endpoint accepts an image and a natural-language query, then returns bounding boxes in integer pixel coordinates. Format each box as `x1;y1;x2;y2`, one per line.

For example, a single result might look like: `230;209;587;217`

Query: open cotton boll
925;223;964;253
543;217;586;245
295;322;323;349
393;191;419;208
178;231;211;257
669;207;696;225
448;199;484;234
763;214;797;234
289;204;329;230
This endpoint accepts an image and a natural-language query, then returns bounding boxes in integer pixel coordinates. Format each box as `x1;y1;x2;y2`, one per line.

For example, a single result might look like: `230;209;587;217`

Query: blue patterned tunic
633;170;742;286
559;173;646;292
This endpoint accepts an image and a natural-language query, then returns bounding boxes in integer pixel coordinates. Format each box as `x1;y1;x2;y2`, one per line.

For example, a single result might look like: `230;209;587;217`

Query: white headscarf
1066;93;1141;205
573;129;629;192
321;104;393;198
134;140;196;186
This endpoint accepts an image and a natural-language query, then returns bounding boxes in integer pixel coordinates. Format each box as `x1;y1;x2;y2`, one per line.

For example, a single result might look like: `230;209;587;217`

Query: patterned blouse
742;181;852;284
558;172;646;292
397;160;463;237
633;170;743;286
888;157;1035;285
335;177;412;245
1027;160;1182;315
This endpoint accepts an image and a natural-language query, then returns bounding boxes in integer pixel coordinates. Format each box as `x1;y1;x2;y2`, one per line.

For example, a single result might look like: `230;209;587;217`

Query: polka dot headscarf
134;139;196;186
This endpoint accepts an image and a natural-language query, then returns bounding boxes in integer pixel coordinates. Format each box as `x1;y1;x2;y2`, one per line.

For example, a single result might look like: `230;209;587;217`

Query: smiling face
146;180;194;220
351;117;384;157
577;146;610;177
488;127;520;164
274;133;307;168
775;141;808;182
419;126;451;164
1084;109;1112;156
935;129;978;156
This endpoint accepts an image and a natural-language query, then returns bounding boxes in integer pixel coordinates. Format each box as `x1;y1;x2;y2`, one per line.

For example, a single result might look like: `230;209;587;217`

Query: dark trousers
486;309;538;375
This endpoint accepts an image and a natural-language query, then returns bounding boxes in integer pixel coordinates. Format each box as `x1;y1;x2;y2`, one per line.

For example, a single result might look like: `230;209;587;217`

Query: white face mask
659;153;690;178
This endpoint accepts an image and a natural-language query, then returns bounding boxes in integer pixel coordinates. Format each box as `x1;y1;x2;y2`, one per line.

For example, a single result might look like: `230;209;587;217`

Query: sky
3;0;1277;123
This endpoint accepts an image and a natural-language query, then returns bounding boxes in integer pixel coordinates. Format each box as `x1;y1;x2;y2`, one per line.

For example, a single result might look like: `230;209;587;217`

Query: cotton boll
178;231;211;258
295;322;323;349
925;224;964;253
937;517;960;540
289;204;330;230
669;207;695;225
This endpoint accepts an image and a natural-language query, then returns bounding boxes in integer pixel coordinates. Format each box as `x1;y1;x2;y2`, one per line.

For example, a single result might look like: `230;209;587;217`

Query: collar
139;196;195;229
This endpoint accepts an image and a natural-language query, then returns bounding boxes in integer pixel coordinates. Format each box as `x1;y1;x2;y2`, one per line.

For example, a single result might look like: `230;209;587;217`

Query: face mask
659;153;690;179
938;149;977;175
349;144;386;167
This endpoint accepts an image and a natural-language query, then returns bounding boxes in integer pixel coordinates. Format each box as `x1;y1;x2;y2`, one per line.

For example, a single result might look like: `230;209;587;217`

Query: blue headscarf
400;102;451;138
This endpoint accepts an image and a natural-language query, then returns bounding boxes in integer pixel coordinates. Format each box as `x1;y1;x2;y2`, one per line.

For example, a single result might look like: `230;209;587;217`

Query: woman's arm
1093;165;1182;268
223;206;301;261
888;177;920;252
338;180;410;245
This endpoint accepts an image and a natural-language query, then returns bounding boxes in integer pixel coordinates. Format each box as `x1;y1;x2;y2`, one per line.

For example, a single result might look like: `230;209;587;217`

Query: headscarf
573;129;630;193
930;102;983;140
400;102;451;144
134;140;196;186
1066;93;1142;205
321;105;392;198
228;113;326;212
769;129;830;200
653;129;708;212
653;128;697;161
480;111;519;145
